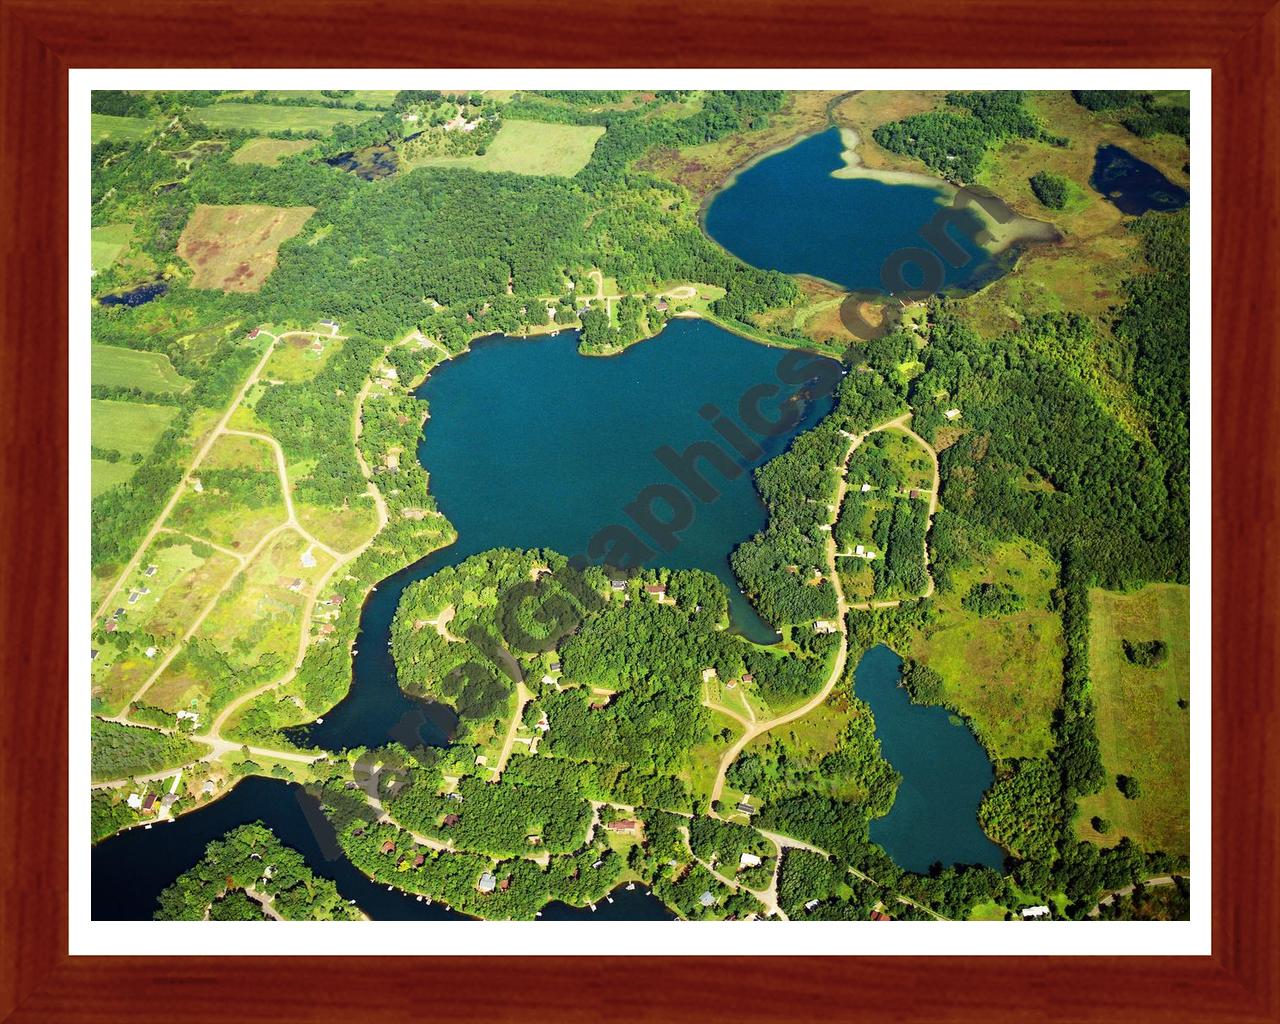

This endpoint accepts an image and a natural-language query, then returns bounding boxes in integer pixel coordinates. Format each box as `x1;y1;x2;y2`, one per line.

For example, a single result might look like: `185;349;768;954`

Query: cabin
606;819;638;833
1021;905;1050;919
741;674;753;684
381;840;396;854
735;801;755;816
909;489;920;500
319;623;336;636
498;878;511;891
589;701;607;711
699;891;716;908
141;793;157;813
644;584;666;596
478;872;497;893
871;910;892;922
105;621;118;633
442;814;460;827
804;899;821;911
610;579;626;591
247;328;260;339
549;661;561;672
944;408;961;420
202;780;216;796
813;620;837;634
413;853;426;868
329;595;345;606
739;852;762;869
860;483;872;493
655;300;669;312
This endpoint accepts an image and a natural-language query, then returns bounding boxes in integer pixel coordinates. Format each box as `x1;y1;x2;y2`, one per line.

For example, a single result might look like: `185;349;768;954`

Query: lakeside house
699;891;716;908
478;872;497;893
610;579;626;591
644;584;666;596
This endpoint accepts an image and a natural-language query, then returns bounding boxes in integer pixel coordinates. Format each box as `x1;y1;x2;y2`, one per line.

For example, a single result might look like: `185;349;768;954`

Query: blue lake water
296;318;838;750
1090;144;1189;216
703;127;1004;294
854;645;1004;873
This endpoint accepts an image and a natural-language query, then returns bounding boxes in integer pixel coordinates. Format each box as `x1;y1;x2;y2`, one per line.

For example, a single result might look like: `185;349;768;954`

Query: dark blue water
854;645;1003;873
1090;144;1189;216
704;128;1001;293
540;885;676;921
91;776;469;921
296;318;838;750
98;280;168;307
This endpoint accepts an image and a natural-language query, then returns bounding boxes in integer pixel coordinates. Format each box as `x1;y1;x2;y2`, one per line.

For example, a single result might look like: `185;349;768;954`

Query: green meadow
92;344;191;395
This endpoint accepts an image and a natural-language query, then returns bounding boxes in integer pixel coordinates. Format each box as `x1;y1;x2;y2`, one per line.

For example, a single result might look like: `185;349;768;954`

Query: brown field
177;204;315;292
230;137;317;166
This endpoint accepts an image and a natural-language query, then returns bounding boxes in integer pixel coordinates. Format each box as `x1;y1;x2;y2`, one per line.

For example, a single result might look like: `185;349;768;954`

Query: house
144;564;158;577
644;584;666;596
526;834;542;846
128;592;140;604
176;709;199;723
161;793;177;809
701;668;717;683
141;793;157;813
591;860;604;869
442;814;460;827
871;910;892;921
804;899;821;911
854;544;865;557
477;872;497;893
202;780;215;796
1021;905;1050;919
655;300;669;312
144;646;157;658
329;595;345;606
105;621;118;633
319;319;338;329
813;620;837;634
860;483;873;493
301;547;317;568
247;328;260;339
909;489;920;500
191;478;203;493
610;579;626;591
738;852;762;869
606;819;637;833
534;713;550;733
288;578;304;593
126;793;142;809
91;648;99;661
381;840;396;854
114;607;125;618
413;853;426;867
319;623;336;636
944;408;962;420
549;661;561;672
589;701;607;711
735;801;755;816
741;674;753;684
699;891;716;908
498;878;511;891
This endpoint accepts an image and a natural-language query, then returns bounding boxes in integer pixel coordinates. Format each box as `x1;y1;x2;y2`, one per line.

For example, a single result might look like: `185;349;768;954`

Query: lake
703;127;1011;294
853;645;1004;873
1090;144;1189;216
296;317;838;750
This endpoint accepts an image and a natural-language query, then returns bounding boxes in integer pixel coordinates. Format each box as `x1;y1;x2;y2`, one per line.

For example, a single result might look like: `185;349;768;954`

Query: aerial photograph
87;87;1191;925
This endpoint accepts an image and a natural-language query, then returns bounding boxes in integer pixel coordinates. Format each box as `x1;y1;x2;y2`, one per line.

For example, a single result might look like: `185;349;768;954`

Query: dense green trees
1072;91;1190;141
872;91;1049;182
961;581;1025;617
1123;638;1169;667
978;758;1060;862
1029;170;1070;209
155;823;361;920
90;718;209;781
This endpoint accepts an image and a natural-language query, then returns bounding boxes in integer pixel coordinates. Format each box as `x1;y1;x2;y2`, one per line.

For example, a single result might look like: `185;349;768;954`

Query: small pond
854;645;1004;873
327;145;399;181
98;280;168;307
1090;144;1189;216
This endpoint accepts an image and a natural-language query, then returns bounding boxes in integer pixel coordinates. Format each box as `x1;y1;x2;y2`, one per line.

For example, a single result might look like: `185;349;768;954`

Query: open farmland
193;102;381;133
91;223;134;271
91;113;154;143
92;344;191;395
1076;583;1190;856
177;204;315;292
91;399;178;457
230;138;318;166
405;119;605;177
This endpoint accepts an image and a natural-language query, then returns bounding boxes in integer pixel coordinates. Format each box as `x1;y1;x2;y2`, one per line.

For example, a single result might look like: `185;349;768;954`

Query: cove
1090;144;1189;216
854;645;1003;873
703;127;1011;294
92;775;671;921
294;317;837;751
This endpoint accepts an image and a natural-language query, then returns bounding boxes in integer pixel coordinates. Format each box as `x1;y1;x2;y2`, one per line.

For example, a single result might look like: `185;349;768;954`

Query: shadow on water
1090;144;1189;216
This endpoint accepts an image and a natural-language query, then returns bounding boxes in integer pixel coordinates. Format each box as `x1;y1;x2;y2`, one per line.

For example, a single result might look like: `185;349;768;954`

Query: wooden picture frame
2;0;1275;1019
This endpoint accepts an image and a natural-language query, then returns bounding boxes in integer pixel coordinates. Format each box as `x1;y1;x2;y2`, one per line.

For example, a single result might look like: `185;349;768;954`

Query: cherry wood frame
2;1;1276;1020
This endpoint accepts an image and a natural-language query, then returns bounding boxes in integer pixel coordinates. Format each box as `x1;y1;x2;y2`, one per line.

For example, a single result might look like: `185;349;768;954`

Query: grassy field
91;458;136;498
230;137;317;166
405;120;605;177
132;539;239;641
169;434;285;550
264;332;342;382
193;103;381;133
909;541;1063;760
91;398;178;457
177;204;315;292
92;344;191;394
91;113;154;143
1076;584;1190;856
91;223;134;271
